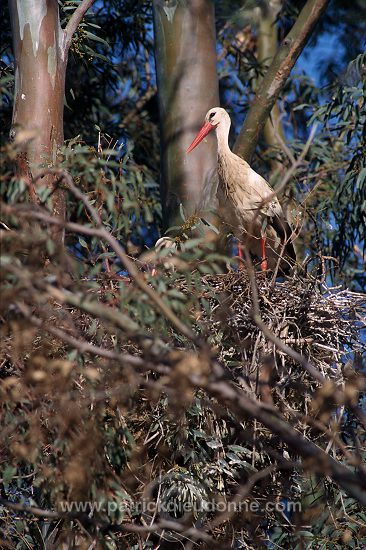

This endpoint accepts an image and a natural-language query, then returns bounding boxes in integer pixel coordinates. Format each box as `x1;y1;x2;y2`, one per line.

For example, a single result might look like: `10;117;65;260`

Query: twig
2;259;140;335
209;464;277;528
252;312;325;383
301;414;366;472
206;378;366;506
108;519;213;543
3;197;198;344
37;169;197;342
0;498;62;520
121;87;156;127
0;496;212;546
0;471;36;484
14;302;156;370
243;244;325;382
272;120;297;166
272;124;317;199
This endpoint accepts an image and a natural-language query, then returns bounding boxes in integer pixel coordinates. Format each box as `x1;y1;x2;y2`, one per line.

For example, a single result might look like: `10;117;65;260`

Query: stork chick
187;107;296;272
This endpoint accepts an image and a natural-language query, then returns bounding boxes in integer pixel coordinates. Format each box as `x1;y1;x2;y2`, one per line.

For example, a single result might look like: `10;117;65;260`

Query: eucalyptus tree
1;2;366;548
8;0;96;242
153;0;219;229
152;0;330;233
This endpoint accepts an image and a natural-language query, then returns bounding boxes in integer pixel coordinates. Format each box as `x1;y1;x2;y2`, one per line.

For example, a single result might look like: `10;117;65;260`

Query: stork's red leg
261;238;267;272
238;241;243;260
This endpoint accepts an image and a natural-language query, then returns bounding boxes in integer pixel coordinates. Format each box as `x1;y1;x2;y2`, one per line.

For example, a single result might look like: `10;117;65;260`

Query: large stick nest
190;270;366;405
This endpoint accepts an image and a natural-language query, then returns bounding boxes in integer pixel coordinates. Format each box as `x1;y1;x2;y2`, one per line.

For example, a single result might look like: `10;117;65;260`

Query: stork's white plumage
187;107;296;272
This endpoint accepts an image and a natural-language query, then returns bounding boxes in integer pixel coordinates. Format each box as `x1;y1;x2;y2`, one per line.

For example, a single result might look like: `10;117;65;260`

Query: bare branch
3;259;140;334
234;0;329;160
14;302;157;370
209;464;278;527
272;123;318;199
111;520;214;543
3;195;198;344
121;87;156;128
206;378;366;506
0;498;61;520
45;169;198;342
3;200;366;509
64;0;97;54
0;499;213;543
252;311;325;383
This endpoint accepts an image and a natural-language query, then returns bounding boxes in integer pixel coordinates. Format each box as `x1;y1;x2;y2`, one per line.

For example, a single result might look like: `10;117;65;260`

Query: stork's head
187;107;231;153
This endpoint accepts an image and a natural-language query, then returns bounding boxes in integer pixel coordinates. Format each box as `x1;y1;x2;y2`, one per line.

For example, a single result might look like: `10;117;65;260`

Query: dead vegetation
1;206;366;548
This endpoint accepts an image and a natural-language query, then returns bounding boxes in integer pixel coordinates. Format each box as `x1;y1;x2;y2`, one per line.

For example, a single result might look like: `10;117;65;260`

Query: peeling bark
9;0;95;244
153;0;219;229
234;0;329;162
9;0;66;242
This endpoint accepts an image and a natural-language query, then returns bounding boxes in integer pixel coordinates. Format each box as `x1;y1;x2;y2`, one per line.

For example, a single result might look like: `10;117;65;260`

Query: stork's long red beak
187;121;215;153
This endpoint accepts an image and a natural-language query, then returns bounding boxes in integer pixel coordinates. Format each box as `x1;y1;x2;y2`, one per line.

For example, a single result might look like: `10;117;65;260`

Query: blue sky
298;31;346;86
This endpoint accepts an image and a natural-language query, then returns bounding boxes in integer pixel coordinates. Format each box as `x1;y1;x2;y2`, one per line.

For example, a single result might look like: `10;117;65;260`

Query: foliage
288;52;366;290
1;1;366;549
1;141;366;548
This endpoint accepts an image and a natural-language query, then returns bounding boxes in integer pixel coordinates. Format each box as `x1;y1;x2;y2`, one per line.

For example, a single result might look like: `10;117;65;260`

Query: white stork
187;107;296;272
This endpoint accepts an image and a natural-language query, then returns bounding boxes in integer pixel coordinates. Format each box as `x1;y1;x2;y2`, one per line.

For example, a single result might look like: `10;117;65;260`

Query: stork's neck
216;122;251;174
215;121;231;159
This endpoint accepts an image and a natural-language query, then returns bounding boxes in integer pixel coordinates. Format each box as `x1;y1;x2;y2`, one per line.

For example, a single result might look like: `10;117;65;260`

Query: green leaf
84;45;110;63
79;238;89;249
206;439;222;449
182;238;204;250
2;466;17;485
179;203;186;222
227;444;251;455
355;167;366;190
85;31;110;49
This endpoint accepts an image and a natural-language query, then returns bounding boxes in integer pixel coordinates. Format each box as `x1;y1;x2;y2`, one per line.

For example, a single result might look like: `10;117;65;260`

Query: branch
253;311;325;382
121;87;156;127
14;302;160;371
269;123;318;199
63;0;97;54
210;464;277;528
3;259;141;335
206;378;366;506
241;246;366;436
109;520;214;543
37;170;198;342
204;253;366;504
0;498;213;543
3;198;198;344
50;284;143;335
0;498;61;520
234;0;329;161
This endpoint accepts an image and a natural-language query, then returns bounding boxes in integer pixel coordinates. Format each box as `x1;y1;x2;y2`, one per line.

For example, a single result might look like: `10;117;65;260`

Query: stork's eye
209;112;216;119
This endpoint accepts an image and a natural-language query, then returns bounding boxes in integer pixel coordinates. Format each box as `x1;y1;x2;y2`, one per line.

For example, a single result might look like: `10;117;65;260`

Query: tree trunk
255;0;284;173
8;0;95;244
9;0;66;243
153;0;219;231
